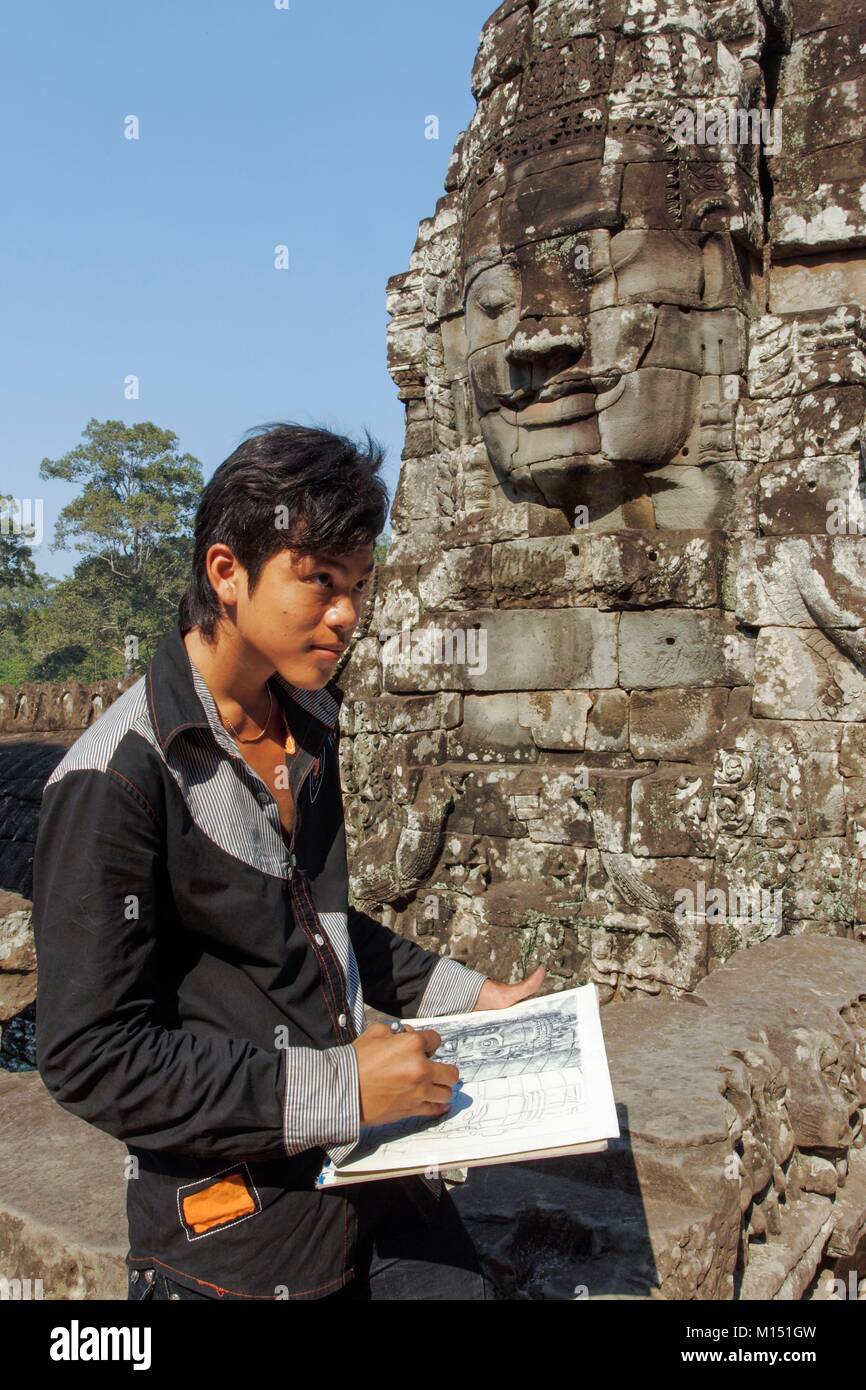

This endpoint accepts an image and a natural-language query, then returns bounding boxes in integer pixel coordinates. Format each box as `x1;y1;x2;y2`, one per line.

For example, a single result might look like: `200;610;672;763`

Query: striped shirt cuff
281;1043;361;1161
415;957;488;1019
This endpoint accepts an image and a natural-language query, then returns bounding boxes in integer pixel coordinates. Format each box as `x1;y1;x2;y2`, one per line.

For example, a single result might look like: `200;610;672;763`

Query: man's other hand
472;965;546;1011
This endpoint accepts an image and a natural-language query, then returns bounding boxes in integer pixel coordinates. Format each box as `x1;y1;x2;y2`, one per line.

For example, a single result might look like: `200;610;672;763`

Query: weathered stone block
446;693;538;762
753;628;866;722
630;688;731;760
418;546;492;610
631;766;713;857
804;752;846;836
591;529;721;609
348;692;462;735
585;688;630;752
648;463;744;532
383;610;619;692
491;535;593;607
516;690;593;749
736;536;866;628
758;456;863;536
777;77;866;159
507;769;597;847
0;901;35;1025
770;255;866;317
619;612;755;689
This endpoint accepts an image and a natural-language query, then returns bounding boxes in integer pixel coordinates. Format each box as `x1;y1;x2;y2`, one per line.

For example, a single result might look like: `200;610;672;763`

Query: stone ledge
0;680;134;737
0;1070;127;1300
450;936;866;1299
3;937;865;1299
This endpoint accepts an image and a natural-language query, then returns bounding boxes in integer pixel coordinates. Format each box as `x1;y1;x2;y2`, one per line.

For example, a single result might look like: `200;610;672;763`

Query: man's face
237;542;375;690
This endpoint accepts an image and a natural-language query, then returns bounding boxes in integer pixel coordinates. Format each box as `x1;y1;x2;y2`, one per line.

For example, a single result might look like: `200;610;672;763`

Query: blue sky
0;0;494;578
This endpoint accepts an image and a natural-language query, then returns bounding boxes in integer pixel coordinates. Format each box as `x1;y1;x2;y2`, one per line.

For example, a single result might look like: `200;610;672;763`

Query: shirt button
314;933;325;945
338;1013;347;1027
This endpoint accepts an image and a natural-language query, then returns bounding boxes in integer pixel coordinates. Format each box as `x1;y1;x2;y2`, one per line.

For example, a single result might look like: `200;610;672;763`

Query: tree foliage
1;422;202;682
2;421;391;684
40;419;202;579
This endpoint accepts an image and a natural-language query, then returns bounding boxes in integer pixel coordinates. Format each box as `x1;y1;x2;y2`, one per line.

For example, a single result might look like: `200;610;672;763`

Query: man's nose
328;592;362;629
504;318;587;369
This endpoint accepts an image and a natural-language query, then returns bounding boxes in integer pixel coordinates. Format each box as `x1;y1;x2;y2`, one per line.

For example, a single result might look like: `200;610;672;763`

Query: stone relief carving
339;0;866;1004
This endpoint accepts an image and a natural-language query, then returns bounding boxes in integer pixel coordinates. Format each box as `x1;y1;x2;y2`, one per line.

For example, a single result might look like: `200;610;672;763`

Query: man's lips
309;644;346;659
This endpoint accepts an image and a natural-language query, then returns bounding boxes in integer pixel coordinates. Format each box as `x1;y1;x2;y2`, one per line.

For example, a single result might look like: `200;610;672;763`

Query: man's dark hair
178;422;389;641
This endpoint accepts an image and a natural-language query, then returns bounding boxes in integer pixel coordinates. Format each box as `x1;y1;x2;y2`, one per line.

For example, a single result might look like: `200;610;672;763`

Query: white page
330;981;620;1178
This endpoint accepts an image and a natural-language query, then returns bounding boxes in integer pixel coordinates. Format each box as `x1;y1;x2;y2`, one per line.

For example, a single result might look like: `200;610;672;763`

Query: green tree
21;541;190;682
33;420;204;678
40;419;202;576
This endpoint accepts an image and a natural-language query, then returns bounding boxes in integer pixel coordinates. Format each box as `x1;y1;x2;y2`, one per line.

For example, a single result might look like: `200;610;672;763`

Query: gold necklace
219;687;299;756
219;685;273;745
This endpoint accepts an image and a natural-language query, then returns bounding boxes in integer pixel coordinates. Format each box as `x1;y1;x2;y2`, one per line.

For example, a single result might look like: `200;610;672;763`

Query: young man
32;423;544;1301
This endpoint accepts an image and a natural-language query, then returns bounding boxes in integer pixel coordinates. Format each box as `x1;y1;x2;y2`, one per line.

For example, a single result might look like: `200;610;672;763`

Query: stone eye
475;293;510;318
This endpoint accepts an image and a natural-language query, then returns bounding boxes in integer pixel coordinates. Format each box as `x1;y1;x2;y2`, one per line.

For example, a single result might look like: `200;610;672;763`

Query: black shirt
31;620;487;1299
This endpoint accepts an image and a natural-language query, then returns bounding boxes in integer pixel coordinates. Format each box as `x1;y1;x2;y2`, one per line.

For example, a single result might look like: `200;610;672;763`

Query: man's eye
310;572;334;587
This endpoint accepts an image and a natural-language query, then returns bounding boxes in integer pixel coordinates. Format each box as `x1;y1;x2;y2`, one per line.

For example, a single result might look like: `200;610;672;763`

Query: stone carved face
451;10;762;512
463;224;720;505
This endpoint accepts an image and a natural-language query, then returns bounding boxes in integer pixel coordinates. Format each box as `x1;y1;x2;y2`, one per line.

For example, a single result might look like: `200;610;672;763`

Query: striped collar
146;620;344;758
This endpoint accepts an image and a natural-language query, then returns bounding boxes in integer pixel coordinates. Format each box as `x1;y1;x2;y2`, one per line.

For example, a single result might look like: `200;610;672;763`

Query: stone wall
337;0;866;1004
0;736;79;901
0;679;133;738
453;937;866;1299
0;679;134;896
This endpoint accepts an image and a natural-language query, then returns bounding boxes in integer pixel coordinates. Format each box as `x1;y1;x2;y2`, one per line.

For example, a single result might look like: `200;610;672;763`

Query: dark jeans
325;1176;494;1300
127;1179;494;1301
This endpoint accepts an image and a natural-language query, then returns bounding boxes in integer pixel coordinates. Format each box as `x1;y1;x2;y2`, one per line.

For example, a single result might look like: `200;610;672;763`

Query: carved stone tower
339;0;866;1004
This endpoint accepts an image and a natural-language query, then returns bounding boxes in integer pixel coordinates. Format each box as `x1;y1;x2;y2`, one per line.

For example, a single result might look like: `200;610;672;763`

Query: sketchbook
313;981;619;1188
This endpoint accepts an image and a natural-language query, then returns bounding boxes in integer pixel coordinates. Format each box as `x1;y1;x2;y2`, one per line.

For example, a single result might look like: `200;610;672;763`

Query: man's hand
472;964;546;1011
351;1023;459;1127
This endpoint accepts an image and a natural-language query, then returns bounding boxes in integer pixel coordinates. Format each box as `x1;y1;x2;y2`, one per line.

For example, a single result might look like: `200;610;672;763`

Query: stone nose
504;317;587;369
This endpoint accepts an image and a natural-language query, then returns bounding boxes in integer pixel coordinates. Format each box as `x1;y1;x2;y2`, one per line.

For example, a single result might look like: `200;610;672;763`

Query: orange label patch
181;1172;257;1235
